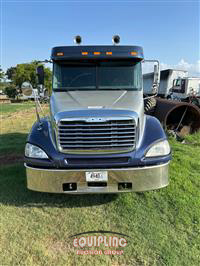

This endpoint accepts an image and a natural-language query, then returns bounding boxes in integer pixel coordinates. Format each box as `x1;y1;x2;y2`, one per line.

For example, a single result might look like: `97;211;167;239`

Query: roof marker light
106;52;112;55
131;51;138;56
82;52;88;55
94;52;101;55
56;52;64;56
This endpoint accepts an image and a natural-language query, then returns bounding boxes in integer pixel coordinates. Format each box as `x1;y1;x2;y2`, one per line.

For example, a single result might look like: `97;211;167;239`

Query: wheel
144;97;157;115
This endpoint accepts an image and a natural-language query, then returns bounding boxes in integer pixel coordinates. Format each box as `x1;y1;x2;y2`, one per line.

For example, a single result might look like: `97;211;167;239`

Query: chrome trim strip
58;123;136;127
25;162;168;172
58;131;136;136
59;116;135;122
58;135;135;140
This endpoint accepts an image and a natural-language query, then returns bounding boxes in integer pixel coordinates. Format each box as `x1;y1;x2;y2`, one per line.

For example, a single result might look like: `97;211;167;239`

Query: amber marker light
56;52;64;56
131;51;138;56
93;52;101;55
82;52;88;55
106;52;112;55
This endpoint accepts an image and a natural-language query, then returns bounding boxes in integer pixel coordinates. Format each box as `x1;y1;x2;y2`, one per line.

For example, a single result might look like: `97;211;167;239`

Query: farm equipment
22;36;171;193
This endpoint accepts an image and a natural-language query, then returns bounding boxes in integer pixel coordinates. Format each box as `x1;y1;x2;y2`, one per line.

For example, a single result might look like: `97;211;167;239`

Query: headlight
25;143;48;159
145;140;170;158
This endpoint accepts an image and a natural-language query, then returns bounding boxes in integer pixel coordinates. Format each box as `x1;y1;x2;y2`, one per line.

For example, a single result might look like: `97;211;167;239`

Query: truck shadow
0;162;118;208
0;132;118;207
0;132;27;158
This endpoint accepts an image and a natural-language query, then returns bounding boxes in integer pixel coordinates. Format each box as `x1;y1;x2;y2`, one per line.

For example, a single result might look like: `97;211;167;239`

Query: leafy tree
0;67;5;80
0;67;6;91
6;62;52;92
44;67;52;94
4;85;18;99
6;67;16;80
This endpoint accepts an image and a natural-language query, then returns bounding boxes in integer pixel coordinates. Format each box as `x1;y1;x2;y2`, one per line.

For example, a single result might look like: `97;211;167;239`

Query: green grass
0;106;200;265
0;102;35;114
0;132;28;155
0;103;48;155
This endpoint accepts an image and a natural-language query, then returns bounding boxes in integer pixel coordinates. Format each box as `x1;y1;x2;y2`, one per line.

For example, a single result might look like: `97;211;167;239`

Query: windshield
172;78;186;93
173;79;181;87
53;61;142;90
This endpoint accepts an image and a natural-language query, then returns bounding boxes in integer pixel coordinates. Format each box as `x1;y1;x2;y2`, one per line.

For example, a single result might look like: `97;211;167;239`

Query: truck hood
50;90;145;148
50;90;144;115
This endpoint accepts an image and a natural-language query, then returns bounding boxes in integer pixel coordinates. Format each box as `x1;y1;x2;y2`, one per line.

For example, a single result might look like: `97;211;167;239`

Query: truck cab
171;77;200;106
24;39;171;193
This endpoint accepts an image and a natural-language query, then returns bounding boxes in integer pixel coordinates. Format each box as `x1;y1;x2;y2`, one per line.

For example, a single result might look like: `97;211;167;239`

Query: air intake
57;117;136;154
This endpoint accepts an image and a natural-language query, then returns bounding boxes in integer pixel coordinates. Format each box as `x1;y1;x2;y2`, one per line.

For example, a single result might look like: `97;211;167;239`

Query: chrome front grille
57;118;136;154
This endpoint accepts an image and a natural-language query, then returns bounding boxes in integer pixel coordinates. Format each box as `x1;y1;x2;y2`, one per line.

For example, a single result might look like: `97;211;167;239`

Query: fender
134;115;171;166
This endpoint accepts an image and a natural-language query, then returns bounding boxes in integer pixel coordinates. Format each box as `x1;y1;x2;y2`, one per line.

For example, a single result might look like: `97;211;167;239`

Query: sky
0;0;199;76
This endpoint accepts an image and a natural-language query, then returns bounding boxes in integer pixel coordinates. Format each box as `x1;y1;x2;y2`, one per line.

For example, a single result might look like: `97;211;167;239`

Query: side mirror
142;60;160;96
36;65;44;85
21;81;33;96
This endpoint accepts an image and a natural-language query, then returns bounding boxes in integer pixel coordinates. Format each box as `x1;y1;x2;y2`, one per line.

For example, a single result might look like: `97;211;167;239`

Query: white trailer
143;69;188;97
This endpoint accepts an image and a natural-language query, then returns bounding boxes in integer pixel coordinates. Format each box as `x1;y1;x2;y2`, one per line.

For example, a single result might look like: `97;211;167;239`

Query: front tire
144;97;157;115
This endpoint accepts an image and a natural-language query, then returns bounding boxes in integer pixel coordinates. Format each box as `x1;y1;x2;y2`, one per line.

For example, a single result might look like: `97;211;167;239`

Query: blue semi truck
23;36;171;193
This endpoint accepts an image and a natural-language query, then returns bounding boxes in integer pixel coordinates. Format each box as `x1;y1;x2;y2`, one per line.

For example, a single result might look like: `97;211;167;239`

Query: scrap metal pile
145;98;200;137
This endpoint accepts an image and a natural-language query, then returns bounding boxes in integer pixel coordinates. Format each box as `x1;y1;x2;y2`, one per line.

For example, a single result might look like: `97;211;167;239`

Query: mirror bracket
142;59;160;96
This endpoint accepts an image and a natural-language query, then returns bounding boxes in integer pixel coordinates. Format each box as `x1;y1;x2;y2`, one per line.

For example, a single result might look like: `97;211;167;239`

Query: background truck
143;69;188;98
22;36;171;194
170;77;200;107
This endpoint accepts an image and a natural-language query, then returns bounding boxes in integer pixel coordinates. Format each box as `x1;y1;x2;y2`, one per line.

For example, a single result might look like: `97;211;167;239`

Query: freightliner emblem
86;118;106;123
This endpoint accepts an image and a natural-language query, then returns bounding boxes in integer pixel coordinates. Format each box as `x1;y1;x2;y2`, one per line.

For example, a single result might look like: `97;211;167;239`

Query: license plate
86;171;108;182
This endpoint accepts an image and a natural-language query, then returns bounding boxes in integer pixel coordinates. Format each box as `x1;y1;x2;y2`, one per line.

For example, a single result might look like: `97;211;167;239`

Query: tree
0;67;6;91
6;62;52;91
4;85;18;99
44;67;52;94
6;67;16;80
0;66;5;80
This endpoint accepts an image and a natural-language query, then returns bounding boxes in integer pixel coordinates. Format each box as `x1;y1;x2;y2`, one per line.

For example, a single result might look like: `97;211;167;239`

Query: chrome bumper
25;162;169;193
